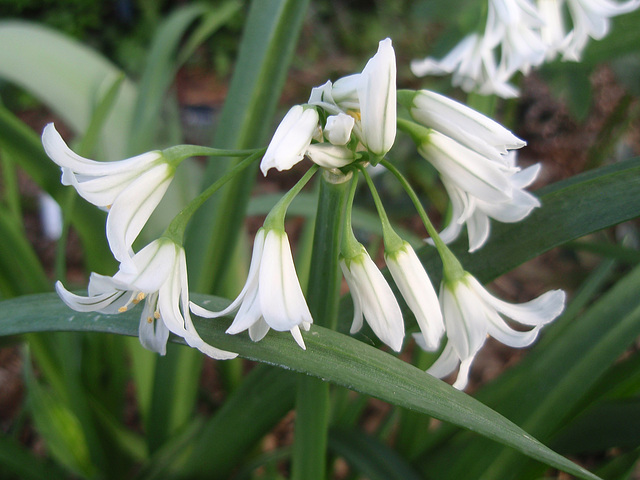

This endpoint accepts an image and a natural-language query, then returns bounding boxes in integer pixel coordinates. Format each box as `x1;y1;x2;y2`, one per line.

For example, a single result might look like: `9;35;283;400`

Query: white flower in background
56;238;237;359
340;244;405;352
42;123;174;268
561;0;640;61
385;242;444;350
487;0;547;77
425;272;565;390
410;33;519;98
309;38;397;157
537;0;571;59
260;105;320;175
38;192;63;240
190;228;312;349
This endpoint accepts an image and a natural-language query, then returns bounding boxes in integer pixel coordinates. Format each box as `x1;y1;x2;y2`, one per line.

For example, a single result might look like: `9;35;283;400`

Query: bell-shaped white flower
42;123;174;268
56;238;237;359
411;33;519;99
405;90;526;163
385;242;444;350
260;105;320;175
190;228;312;349
308;38;397;157
420;132;539;251
424;272;565;390
340;244;405;352
562;0;640;60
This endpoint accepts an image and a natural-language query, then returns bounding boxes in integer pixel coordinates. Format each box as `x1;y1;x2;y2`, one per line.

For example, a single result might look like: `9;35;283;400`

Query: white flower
537;0;571;59
385;242;444;350
260;105;320;175
309;38;397;157
424;272;565;390
42;123;174;268
340;245;405;352
190;228;312;349
55;238;237;359
420;132;539;252
561;0;640;61
410;34;519;98
357;38;397;157
306;144;356;169
407;90;526;162
324;113;355;146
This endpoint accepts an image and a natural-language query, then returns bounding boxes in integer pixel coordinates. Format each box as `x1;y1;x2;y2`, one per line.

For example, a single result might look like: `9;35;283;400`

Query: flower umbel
425;272;565;390
42;123;175;268
56;238;237;359
190;228;313;349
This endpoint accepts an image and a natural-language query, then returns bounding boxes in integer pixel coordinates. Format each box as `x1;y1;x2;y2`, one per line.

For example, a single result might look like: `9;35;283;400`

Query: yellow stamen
147;316;153;324
133;292;146;304
347;109;361;122
118;306;128;313
154;311;161;320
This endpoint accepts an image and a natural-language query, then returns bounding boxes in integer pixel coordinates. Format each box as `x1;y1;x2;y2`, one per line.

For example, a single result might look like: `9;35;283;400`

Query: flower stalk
292;168;352;480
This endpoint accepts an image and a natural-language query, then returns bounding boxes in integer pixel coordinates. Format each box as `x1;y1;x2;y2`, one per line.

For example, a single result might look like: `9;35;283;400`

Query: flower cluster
411;0;640;97
46;37;566;390
43;124;237;359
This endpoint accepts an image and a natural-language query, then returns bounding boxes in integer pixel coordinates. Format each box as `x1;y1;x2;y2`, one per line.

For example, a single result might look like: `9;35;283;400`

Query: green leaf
185;0;311;293
0;21;137;160
328;427;423;480
184;364;297;479
0;293;600;480
0;434;67;480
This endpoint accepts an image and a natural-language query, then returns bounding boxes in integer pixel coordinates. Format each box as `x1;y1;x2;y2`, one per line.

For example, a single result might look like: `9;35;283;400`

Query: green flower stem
163;149;265;243
340;172;364;259
264;164;319;231
381;159;465;282
161;145;261;166
357;165;404;253
292;168;352;480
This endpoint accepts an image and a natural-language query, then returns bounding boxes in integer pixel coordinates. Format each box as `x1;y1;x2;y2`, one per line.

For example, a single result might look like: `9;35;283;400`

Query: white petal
357;38;397;156
113;240;176;292
248;318;270;342
56;280;127;313
106;164;173;264
324;113;355;146
426;341;461;379
386;244;444;349
340;258;365;334
290;326;307;350
306;144;356;169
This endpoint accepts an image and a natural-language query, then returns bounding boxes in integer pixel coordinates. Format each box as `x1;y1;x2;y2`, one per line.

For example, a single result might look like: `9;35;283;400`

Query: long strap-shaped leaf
0;293;599;480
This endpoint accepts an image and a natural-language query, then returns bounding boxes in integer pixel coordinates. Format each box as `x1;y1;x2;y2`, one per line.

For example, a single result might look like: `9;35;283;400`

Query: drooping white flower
42;123;174;268
410;33;519;98
424;272;565;390
561;0;640;61
406;89;526;162
260;105;320;175
385;242;444;350
190;228;312;349
308;38;397;157
420;131;539;252
56;238;237;359
340;244;405;352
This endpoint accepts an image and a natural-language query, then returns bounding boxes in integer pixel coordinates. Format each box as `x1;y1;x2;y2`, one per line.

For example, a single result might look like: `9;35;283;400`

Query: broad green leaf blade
418;262;640;480
328;427;423;480
185;0;311;293
0;293;600;480
0;21;137;160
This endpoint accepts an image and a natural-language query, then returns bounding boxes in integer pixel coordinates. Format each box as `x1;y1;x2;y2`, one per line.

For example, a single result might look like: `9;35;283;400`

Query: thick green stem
292;169;352;480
